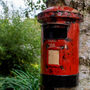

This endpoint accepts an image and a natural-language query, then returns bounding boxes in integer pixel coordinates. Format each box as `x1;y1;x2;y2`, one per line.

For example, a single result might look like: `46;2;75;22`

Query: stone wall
80;13;90;60
76;0;90;63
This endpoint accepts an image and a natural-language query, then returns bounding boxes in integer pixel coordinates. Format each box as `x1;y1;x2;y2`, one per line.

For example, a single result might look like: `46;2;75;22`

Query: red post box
38;6;82;88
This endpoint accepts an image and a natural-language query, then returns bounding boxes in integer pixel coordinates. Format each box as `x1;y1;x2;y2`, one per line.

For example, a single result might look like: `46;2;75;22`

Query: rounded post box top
37;6;83;24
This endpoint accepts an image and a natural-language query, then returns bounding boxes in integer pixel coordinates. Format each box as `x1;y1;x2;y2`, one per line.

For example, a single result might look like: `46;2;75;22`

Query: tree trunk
46;0;65;7
46;0;72;7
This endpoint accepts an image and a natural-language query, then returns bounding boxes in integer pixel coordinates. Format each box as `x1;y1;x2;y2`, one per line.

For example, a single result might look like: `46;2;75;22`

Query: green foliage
0;64;40;90
0;18;41;75
23;0;46;17
0;0;9;18
0;77;5;88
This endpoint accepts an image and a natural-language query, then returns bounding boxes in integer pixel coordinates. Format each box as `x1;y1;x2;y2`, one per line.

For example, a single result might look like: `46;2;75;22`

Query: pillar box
38;6;82;88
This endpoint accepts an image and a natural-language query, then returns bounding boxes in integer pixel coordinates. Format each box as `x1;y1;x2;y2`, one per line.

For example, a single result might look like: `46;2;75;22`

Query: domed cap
38;6;83;24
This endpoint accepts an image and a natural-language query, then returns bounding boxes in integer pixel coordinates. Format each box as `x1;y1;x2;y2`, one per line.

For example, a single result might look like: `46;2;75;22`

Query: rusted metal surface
38;6;82;89
38;6;83;24
40;24;80;76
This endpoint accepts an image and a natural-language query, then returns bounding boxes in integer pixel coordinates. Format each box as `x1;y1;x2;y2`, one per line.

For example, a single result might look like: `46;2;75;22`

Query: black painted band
41;74;79;88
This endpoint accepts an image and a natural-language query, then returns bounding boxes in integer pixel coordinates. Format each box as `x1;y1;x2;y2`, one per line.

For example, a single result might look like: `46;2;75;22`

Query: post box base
41;74;79;88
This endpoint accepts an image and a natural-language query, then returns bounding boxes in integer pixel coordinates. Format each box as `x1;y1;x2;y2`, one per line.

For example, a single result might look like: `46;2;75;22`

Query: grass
0;64;40;90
